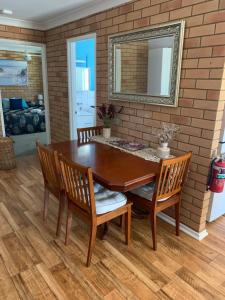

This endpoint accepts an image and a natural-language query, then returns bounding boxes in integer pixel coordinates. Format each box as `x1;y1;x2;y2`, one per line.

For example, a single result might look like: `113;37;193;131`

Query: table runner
91;135;163;163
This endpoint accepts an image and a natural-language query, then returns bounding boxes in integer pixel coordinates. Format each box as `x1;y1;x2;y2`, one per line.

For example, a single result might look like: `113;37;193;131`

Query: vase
157;142;170;159
103;127;111;139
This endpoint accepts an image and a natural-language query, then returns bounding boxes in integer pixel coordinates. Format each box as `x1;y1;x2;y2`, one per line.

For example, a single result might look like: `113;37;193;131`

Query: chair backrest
36;142;61;191
77;126;103;144
154;151;192;203
58;154;96;216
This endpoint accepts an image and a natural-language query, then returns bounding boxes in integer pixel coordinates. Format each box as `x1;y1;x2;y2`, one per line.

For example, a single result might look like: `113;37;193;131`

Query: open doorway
0;39;50;156
67;33;96;140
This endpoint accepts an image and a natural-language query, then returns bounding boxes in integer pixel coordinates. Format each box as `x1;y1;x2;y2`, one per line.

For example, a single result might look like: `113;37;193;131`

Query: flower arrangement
94;104;123;128
156;122;179;145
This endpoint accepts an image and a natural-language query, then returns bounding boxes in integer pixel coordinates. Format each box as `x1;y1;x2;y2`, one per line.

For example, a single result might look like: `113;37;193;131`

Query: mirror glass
108;21;185;107
114;36;174;97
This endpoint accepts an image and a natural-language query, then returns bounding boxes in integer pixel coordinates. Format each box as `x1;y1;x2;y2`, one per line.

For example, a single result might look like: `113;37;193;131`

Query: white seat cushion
131;182;168;202
94;188;127;215
93;182;104;193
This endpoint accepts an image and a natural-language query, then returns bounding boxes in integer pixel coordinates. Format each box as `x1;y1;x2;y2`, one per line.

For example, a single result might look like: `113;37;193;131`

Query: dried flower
156;122;180;144
92;104;123;128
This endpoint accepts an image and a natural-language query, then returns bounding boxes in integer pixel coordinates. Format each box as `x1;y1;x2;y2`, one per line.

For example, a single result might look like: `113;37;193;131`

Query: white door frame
0;38;50;143
67;33;96;140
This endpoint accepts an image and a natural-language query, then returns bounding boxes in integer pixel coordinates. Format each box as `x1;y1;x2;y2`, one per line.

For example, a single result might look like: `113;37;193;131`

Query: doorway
0;38;50;156
67;33;96;140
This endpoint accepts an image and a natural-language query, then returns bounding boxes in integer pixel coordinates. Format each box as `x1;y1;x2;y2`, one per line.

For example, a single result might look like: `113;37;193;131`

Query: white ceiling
0;0;131;30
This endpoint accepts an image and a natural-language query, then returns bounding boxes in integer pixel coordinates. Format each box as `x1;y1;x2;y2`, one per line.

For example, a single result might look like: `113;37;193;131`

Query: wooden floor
1;155;225;300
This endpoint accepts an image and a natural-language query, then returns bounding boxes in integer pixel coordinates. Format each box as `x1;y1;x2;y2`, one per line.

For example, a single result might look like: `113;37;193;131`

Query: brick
215;21;225;33
183;89;207;99
119;21;134;32
152;112;170;122
220;0;225;9
119;3;134;14
133;17;150;28
182;59;198;68
127;10;142;21
179;98;194;107
185;15;204;27
170;115;191;126
142;5;160;17
201;33;225;46
204;10;225;24
184;37;201;49
192;0;219;15
181;108;203;118
161;0;182;12
187;47;212;58
182;0;206;6
185;69;210;79
170;6;192;20
196;79;223;90
191;118;215;129
189;24;215;37
150;12;169;24
134;0;151;10
198;57;225;68
180;79;196;88
113;15;126;25
212;45;225;56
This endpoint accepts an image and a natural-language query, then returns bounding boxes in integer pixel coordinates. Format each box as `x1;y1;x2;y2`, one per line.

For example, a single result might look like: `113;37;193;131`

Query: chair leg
150;210;157;251
65;205;73;246
175;202;181;236
86;224;97;267
43;186;49;222
125;206;131;245
56;194;65;237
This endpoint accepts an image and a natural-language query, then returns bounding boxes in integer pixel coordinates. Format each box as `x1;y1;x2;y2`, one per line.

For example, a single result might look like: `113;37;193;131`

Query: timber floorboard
0;154;225;300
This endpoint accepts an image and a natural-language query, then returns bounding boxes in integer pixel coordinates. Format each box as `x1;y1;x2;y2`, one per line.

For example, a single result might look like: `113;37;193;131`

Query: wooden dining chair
77;126;103;144
58;154;132;267
127;151;192;250
36;142;65;236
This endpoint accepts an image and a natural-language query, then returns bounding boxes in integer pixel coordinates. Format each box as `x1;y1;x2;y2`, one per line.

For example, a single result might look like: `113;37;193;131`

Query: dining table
48;139;160;192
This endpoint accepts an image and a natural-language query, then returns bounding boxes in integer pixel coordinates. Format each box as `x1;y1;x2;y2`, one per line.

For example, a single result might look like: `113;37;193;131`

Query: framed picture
0;60;28;86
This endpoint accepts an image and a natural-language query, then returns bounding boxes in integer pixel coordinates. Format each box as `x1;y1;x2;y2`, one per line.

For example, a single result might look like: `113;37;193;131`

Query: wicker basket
0;137;16;170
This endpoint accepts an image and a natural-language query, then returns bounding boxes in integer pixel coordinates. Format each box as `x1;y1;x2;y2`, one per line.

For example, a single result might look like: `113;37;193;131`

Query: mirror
108;21;185;107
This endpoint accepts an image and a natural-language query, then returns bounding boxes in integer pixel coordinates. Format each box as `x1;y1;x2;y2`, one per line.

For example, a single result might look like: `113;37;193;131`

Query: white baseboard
158;212;208;241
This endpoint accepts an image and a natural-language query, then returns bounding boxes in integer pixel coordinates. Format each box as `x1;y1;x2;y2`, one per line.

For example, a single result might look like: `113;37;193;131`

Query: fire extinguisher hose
207;157;217;191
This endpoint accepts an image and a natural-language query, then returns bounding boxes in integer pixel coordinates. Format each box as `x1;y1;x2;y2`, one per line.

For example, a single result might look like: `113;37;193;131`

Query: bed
3;105;46;136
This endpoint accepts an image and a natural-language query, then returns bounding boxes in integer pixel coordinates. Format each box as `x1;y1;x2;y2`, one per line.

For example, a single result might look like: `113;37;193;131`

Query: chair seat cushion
131;182;168;202
94;188;127;215
93;182;104;193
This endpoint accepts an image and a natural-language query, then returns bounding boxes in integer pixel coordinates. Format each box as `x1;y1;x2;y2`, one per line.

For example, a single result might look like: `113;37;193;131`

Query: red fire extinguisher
208;155;225;193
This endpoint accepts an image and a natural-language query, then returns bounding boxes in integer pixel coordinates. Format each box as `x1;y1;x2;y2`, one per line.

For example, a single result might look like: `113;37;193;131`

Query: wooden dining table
49;140;159;192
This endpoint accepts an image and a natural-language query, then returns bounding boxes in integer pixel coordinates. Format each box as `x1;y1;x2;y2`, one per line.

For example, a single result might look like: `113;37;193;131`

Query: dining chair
36;142;65;236
58;154;132;267
77;126;103;144
127;151;192;250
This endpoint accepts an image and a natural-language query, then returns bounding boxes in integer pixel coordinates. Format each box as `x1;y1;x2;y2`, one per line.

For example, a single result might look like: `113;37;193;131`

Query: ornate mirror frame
108;21;185;107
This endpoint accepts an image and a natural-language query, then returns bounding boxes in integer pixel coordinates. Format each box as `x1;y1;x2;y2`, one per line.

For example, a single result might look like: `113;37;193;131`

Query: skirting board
158;212;208;241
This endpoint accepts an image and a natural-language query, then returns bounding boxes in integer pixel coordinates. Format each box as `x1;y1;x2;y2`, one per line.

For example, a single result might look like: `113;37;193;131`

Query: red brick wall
46;0;225;233
0;50;43;102
0;25;45;136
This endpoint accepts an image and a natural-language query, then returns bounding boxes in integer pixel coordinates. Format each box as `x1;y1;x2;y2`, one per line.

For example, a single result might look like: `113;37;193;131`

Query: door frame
67;33;97;140
0;38;50;143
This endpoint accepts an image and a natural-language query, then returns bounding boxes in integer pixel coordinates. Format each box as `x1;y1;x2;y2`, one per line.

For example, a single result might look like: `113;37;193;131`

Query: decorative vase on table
157;142;170;159
103;127;111;139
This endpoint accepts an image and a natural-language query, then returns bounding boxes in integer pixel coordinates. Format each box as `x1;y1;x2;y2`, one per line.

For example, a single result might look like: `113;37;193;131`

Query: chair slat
77;126;103;144
155;152;192;202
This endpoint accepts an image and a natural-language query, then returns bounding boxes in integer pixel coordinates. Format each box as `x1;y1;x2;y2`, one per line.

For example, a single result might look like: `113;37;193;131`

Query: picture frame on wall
0;60;28;86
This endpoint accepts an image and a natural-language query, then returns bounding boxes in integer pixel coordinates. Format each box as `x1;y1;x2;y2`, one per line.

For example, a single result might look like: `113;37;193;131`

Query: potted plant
96;103;123;139
156;123;179;158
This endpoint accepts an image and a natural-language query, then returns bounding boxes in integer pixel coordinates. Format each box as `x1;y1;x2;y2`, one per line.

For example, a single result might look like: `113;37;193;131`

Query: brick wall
0;50;43;101
0;25;45;137
46;0;225;233
119;41;148;93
